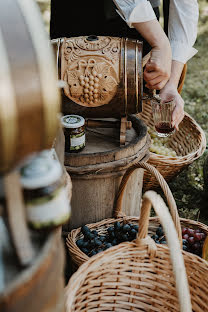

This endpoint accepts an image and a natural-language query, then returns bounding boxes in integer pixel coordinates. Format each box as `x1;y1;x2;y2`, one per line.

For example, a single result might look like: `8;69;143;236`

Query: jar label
26;187;71;228
70;133;85;150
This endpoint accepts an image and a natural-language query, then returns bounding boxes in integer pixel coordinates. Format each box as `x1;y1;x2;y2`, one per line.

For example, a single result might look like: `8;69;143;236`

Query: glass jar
61;115;85;153
20;149;71;230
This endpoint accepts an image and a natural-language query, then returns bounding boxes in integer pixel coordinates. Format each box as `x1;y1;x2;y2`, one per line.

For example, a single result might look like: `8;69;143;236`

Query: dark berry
83;241;89;248
194;232;203;241
90;250;97;256
94;238;102;247
187;228;195;236
182;239;188;246
81;225;90;234
81;248;88;254
183;245;188;251
201;233;206;240
130;229;138;238
109;231;115;238
151;234;159;241
132;224;139;231
105;243;112;249
122;224;131;233
92;230;98;236
156;227;164;237
192;242;201;250
90;239;95;247
114;221;121;231
183;234;189;240
188;237;195;244
99;235;106;242
160;240;167;244
122;234;128;241
76;239;84;248
107;226;114;234
182;227;188;235
112;239;117;246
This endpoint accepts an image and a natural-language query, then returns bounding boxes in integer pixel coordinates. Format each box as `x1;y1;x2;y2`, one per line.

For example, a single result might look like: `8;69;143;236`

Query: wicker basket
138;99;206;191
66;161;182;269
65;189;208;311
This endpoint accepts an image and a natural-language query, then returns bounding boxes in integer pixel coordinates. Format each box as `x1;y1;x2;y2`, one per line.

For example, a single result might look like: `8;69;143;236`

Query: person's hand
144;43;172;90
159;82;184;131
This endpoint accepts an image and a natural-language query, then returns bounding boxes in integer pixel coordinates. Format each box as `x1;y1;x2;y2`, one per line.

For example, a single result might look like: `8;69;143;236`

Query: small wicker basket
65;189;208;311
138;99;206;191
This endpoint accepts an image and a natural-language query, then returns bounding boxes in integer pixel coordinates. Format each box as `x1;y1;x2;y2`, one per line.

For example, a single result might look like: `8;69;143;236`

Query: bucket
0;229;65;312
64;115;150;230
51;35;143;118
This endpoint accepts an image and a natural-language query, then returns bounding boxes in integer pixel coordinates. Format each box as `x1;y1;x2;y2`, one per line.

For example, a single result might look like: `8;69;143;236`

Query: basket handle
136;190;192;312
114;161;182;246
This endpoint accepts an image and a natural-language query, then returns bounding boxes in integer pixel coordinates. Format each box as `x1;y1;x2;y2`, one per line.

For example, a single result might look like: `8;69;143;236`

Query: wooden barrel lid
65;115;150;173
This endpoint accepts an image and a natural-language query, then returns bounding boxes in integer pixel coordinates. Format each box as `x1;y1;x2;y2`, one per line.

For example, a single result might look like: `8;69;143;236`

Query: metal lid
61;115;85;129
20;149;62;189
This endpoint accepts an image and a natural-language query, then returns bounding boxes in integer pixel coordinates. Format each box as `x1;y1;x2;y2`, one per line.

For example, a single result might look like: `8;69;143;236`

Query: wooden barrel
0;229;65;312
0;0;60;173
64;115;150;230
52;35;143;118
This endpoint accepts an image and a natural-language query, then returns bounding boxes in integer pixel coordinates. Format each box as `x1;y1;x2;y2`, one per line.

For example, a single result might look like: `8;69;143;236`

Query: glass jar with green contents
61;115;85;153
20;149;71;230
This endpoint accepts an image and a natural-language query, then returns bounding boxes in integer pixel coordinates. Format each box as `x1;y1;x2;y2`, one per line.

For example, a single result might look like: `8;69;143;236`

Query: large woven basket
66;161;208;275
138;99;206;191
66;161;182;269
65;189;208;311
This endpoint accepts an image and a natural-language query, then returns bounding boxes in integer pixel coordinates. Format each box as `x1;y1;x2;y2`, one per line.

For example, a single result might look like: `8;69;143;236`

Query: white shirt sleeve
113;0;156;26
113;0;199;64
168;0;199;64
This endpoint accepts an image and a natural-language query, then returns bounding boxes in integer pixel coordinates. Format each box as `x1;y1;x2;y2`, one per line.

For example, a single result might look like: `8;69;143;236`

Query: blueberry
105;243;112;249
92;230;98;236
112;239;117;246
107;226;114;234
76;239;84;248
85;231;94;240
122;234;128;241
81;225;90;234
156;226;164;237
132;225;139;231
122;224;131;233
83;241;89;248
131;229;138;237
94;238;102;247
182;239;188;246
81;247;89;254
90;250;97;256
151;234;159;241
160;240;167;244
114;221;121;231
90;239;95;247
183;245;188;251
99;235;106;242
109;231;115;238
155;240;160;244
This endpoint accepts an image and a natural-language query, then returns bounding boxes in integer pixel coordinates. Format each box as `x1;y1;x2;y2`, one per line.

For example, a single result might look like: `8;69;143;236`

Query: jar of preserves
20;149;71;230
61;115;85;153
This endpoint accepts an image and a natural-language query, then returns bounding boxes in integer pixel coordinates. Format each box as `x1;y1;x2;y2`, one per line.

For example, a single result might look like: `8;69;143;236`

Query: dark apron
50;0;160;56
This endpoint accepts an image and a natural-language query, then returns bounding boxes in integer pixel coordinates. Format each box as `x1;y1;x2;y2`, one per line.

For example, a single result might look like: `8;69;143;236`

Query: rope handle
114;161;182;246
136;191;192;312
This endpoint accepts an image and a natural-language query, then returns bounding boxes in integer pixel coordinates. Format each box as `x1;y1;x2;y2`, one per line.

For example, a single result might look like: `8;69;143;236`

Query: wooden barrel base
64;115;150;230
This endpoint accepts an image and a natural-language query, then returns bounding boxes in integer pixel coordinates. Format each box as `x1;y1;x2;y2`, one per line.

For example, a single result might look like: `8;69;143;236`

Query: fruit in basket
147;127;177;156
76;222;140;256
151;224;207;257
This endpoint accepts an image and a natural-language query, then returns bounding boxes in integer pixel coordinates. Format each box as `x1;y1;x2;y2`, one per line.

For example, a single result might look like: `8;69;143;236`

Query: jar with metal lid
61;115;85;153
20;149;71;230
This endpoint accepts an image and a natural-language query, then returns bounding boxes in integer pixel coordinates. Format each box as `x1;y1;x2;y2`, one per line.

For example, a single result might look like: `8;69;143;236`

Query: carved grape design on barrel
61;36;120;107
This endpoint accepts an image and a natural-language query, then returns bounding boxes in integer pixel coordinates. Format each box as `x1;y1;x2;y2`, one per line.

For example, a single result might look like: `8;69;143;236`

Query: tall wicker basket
65;189;208;311
138;99;206;191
